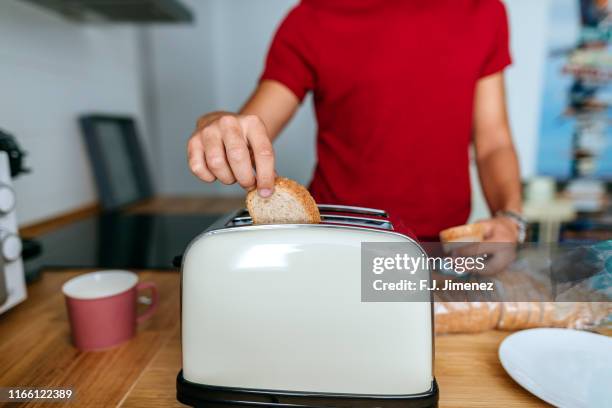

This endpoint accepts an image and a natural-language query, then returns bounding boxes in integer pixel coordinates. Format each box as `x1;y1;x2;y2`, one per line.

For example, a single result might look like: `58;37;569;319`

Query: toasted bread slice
439;223;485;243
246;177;321;225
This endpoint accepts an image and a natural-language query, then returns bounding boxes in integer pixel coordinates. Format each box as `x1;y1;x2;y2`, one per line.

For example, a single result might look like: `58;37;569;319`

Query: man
187;0;523;242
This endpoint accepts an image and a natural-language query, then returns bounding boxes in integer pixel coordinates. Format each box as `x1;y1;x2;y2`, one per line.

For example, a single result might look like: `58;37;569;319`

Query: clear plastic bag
434;300;611;334
433;241;612;334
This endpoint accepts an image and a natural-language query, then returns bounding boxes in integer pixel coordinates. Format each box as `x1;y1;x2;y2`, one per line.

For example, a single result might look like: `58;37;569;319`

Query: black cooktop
25;213;221;272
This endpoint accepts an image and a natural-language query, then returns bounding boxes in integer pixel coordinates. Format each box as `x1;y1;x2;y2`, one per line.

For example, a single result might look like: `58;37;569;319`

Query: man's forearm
195;81;299;143
476;145;522;215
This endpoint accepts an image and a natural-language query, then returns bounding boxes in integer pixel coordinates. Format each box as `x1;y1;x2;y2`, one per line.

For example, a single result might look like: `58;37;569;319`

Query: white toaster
177;205;438;407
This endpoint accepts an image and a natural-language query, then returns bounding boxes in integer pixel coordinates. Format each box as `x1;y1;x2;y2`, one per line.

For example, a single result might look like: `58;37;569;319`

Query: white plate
499;328;612;408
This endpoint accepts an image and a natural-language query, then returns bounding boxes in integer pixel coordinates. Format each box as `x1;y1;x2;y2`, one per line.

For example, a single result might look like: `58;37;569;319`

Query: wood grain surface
126;196;245;215
0;270;548;408
19;203;100;238
0;270;181;407
19;196;246;238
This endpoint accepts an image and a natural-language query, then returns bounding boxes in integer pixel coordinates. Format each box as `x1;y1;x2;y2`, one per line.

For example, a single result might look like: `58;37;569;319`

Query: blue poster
537;0;612;180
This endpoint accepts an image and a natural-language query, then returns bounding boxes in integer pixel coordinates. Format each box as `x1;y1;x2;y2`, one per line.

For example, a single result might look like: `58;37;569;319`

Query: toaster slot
227;215;252;226
223;209;251;227
321;214;393;230
224;214;393;230
317;204;388;218
223;206;393;230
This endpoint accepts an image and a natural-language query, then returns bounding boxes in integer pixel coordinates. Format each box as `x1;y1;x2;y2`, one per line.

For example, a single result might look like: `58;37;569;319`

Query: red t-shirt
261;0;511;240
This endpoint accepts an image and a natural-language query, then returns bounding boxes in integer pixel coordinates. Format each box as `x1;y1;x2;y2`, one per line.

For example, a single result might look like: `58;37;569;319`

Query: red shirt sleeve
479;0;512;78
260;6;315;102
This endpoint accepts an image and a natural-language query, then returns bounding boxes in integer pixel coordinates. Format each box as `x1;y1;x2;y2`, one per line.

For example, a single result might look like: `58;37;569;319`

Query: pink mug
62;270;158;351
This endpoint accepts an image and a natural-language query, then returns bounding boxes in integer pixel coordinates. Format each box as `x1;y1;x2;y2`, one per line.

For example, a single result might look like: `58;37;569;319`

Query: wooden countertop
0;270;546;408
2;197;548;407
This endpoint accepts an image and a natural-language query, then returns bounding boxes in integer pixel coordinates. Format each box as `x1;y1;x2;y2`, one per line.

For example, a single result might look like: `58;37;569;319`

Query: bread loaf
434;268;611;333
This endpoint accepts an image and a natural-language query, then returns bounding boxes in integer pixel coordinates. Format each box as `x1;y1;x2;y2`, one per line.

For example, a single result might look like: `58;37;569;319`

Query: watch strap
496;210;527;243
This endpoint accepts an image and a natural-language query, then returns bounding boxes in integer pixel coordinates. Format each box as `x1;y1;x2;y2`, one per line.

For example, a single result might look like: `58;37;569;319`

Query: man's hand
478;216;519;243
187;80;300;197
188;113;275;197
451;217;519;276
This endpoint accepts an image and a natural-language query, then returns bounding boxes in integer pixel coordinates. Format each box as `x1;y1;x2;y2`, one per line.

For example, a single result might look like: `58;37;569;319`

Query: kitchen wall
0;0;149;225
145;0;315;196
504;0;553;178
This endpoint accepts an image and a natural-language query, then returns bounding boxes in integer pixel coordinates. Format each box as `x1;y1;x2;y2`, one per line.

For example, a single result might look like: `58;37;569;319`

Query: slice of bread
246;177;321;225
439;223;485;243
439;223;485;252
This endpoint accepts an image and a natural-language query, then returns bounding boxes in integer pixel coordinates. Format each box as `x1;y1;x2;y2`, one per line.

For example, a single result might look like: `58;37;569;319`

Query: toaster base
176;371;438;407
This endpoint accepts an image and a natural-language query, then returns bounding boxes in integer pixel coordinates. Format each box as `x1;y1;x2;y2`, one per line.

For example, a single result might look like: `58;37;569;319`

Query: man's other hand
451;217;519;275
478;216;519;243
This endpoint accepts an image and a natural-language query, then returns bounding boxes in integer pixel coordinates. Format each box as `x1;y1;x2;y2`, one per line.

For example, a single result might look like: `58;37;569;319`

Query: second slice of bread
246;177;321;224
439;223;485;243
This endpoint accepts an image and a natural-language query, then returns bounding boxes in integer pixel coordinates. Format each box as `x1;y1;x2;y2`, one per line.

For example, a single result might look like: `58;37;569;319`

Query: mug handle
136;282;159;324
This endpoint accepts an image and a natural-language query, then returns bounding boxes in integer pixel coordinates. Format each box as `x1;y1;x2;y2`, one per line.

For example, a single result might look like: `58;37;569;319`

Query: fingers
187;134;215;182
480;249;515;276
201;125;235;185
451;241;516;276
242;115;275;197
219;116;256;189
187;114;276;194
450;242;485;258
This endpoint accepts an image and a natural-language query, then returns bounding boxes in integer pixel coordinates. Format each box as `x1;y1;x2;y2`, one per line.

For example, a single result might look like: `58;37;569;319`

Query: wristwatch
496;210;527;243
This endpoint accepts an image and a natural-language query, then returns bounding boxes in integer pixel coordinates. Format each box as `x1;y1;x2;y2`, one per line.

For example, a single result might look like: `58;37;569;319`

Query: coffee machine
0;129;27;314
